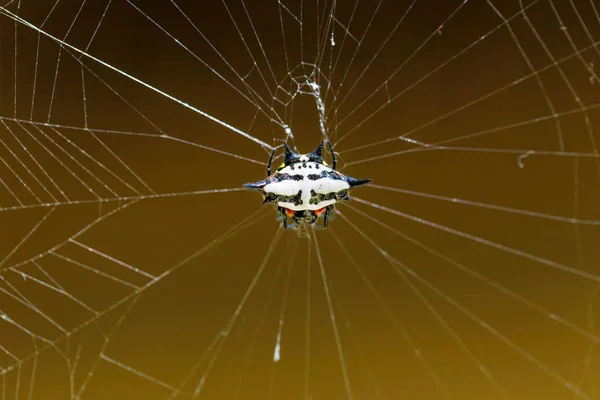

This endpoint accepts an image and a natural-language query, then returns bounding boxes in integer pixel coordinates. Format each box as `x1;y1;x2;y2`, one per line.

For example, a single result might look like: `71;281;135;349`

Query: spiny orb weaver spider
244;141;371;229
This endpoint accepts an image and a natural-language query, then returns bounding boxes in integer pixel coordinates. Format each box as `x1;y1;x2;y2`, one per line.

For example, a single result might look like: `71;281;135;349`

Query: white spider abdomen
262;163;350;211
243;143;371;228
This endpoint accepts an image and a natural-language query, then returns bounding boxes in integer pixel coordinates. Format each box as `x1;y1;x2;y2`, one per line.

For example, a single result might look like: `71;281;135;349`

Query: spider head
279;207;328;228
297;210;317;225
283;208;315;225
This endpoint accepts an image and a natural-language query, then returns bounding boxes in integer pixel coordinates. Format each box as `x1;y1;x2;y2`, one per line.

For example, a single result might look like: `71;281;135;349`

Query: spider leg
276;207;285;220
314;206;333;229
267;148;276;176
283;217;296;229
327;141;337;170
313;213;328;229
278;208;295;229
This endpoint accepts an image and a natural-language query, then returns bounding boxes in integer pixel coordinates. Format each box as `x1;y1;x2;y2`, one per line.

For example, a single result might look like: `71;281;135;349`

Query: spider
244;141;371;229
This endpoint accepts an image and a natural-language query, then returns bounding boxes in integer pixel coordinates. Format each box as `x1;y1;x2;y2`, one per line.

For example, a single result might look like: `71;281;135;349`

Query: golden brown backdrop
1;1;600;399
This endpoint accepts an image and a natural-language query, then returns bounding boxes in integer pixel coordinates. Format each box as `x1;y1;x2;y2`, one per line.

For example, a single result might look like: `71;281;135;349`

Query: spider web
1;0;600;399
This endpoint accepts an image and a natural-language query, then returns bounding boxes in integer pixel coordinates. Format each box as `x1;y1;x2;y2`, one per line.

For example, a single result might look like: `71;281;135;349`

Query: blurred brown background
1;0;600;399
